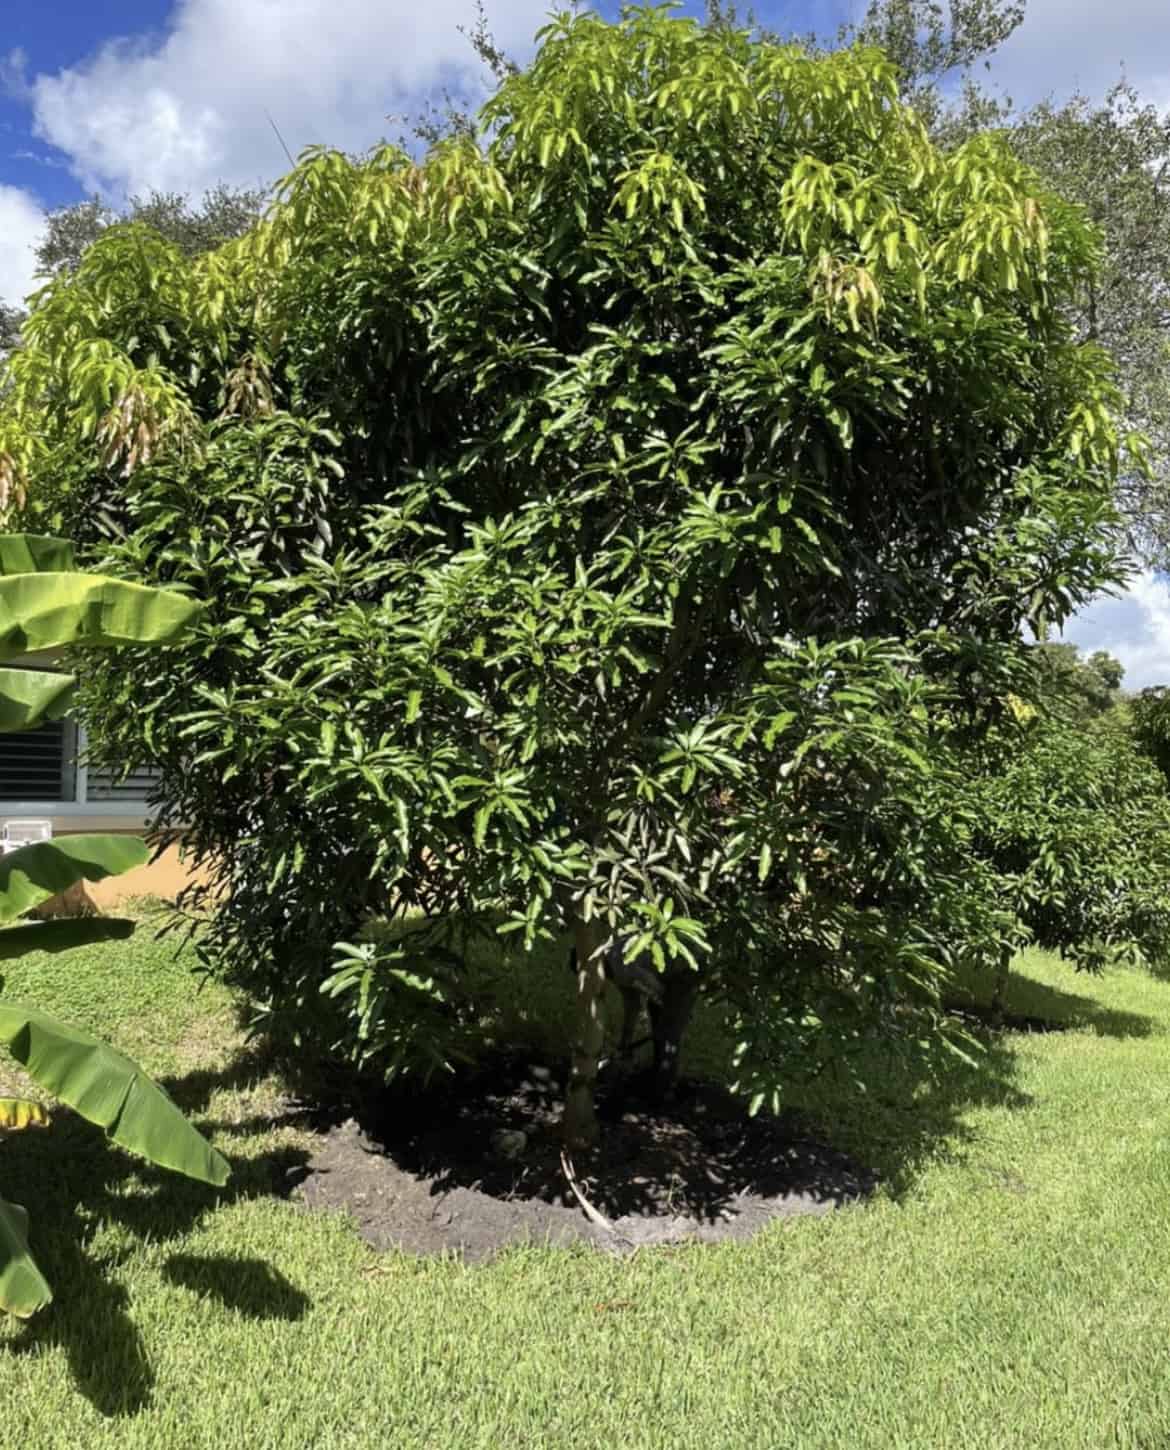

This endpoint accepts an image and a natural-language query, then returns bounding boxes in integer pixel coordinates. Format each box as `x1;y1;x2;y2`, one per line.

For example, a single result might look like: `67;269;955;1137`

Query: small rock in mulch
291;1053;877;1262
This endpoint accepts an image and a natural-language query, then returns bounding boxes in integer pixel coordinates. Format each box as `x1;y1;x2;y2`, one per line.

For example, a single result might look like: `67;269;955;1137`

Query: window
0;720;78;802
0;716;159;811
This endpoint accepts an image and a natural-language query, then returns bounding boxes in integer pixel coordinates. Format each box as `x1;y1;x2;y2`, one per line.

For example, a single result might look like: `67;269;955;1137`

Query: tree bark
989;946;1013;1026
563;916;608;1150
29;880;100;920
647;967;700;1102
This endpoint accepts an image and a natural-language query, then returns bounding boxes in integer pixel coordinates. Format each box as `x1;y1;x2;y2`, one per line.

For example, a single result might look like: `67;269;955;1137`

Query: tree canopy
921;81;1170;565
0;5;1138;1146
704;0;1170;562
0;184;265;357
1032;641;1124;717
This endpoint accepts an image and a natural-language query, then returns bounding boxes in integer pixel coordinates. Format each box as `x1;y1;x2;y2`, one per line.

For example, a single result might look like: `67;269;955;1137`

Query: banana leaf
0;1195;51;1318
0;1002;230;1186
0;535;76;576
0;836;150;923
0;666;76;731
0;918;137;960
0;574;203;662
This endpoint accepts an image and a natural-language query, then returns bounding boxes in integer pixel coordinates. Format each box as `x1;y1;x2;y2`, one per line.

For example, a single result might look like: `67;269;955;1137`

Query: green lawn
3;917;1170;1448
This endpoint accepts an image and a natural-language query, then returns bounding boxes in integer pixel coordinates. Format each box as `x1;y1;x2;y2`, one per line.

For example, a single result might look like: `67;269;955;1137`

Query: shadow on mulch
290;1052;878;1262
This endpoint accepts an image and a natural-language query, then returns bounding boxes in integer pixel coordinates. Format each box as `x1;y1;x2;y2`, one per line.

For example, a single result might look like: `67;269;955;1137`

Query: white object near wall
1;818;53;853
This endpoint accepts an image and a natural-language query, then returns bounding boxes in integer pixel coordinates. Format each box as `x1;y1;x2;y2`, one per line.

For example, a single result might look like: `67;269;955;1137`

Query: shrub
965;701;1170;1007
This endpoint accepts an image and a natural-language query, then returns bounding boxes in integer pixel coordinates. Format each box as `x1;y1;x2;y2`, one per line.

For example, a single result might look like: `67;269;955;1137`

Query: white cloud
0;47;31;104
0;184;44;309
27;0;551;202
1062;572;1170;691
974;0;1170;109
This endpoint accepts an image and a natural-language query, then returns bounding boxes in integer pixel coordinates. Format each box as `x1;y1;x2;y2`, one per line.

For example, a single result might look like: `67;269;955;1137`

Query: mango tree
0;8;1133;1150
964;695;1170;1018
0;533;227;1318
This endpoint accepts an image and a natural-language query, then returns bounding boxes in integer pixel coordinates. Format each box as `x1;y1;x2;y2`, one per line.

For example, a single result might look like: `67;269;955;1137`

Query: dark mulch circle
291;1051;877;1262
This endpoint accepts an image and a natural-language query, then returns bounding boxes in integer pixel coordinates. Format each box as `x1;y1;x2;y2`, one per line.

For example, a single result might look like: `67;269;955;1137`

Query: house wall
47;829;211;910
90;839;211;909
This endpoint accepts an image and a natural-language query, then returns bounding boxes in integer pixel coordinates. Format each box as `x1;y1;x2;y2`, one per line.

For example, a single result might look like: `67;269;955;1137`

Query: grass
4;915;1170;1448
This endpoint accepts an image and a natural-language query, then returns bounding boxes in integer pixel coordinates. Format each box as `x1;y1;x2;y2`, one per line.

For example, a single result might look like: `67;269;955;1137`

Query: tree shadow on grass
750;1026;1033;1202
3;1233;154;1417
0;1082;311;1419
287;965;1039;1223
782;967;1157;1198
945;967;1156;1040
162;1254;309;1320
154;1037;290;1117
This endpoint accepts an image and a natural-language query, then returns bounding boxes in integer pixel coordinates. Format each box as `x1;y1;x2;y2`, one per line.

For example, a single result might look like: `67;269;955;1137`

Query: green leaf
0;536;76;576
0;1195;51;1318
0;836;150;923
0;1001;230;1186
0;917;137;960
0;574;203;662
0;667;76;731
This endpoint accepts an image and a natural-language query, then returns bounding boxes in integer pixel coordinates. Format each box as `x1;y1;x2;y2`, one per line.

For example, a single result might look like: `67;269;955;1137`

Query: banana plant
0;533;229;1318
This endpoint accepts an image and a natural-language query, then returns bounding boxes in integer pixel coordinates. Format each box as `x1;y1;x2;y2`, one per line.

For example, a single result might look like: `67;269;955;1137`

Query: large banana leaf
0;574;203;662
0;666;75;731
0;918;137;960
0;535;75;576
0;1194;51;1318
0;1001;230;1186
0;836;150;924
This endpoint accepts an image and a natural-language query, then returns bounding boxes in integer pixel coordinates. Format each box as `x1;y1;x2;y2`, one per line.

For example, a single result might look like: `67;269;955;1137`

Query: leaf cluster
0;535;225;1318
964;703;1170;973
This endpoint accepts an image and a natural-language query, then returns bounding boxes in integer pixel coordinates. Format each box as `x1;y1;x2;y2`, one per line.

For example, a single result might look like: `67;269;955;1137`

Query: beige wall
87;839;210;909
39;831;210;911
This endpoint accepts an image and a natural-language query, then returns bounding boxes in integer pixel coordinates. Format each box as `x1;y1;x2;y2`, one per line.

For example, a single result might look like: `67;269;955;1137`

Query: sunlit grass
3;918;1170;1447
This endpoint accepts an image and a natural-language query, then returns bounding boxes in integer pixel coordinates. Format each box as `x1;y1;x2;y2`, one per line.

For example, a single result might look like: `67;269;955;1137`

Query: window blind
0;721;77;802
0;717;159;804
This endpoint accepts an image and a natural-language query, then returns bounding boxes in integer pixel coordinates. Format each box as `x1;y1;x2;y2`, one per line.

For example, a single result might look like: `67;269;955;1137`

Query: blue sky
1;0;1168;682
0;2;173;208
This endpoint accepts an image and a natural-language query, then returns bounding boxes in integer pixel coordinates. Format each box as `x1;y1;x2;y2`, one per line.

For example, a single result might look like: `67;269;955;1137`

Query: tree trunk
989;946;1012;1026
563;917;608;1150
29;880;100;920
647;967;699;1103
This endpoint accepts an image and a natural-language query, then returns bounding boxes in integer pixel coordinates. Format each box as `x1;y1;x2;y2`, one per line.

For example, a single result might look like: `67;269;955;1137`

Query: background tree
0;184;267;360
1129;684;1170;785
963;682;1170;1017
0;7;1133;1149
34;183;267;279
1002;86;1170;563
0;305;22;356
822;0;1025;131
1032;641;1124;717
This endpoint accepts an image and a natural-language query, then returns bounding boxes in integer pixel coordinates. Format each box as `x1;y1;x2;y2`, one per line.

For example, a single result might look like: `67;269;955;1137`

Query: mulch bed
291;1052;876;1262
